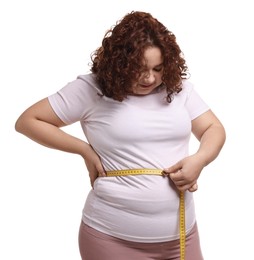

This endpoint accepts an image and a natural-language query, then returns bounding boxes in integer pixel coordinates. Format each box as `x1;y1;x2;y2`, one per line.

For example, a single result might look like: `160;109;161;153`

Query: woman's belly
82;175;196;242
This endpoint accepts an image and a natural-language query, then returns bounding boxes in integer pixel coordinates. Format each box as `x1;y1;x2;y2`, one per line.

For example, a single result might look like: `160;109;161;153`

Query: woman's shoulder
173;80;195;100
181;79;194;94
49;73;102;107
77;73;96;85
75;73;102;94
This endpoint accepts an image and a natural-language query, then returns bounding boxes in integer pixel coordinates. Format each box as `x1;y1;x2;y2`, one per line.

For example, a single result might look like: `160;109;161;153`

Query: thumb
96;164;106;177
163;160;182;174
188;183;198;192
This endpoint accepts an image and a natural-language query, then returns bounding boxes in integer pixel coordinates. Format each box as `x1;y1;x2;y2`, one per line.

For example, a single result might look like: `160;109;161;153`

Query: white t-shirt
48;73;209;242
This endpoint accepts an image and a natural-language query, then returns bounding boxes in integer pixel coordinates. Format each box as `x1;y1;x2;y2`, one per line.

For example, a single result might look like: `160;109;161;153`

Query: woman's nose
143;72;155;83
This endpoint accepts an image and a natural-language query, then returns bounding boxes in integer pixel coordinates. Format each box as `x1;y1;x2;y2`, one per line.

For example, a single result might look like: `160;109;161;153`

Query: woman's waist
93;175;185;213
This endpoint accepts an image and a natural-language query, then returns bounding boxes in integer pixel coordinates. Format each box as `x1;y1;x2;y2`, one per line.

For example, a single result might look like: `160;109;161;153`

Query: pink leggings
78;221;203;260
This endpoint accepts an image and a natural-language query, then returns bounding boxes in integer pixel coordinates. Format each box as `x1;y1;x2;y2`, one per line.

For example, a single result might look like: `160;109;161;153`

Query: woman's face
131;46;164;95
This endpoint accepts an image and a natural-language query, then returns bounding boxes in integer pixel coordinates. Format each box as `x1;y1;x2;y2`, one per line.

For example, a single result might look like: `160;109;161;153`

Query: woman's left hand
163;154;205;192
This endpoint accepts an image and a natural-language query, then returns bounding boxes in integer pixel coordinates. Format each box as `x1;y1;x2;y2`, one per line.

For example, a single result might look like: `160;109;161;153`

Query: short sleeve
48;74;99;124
184;82;210;120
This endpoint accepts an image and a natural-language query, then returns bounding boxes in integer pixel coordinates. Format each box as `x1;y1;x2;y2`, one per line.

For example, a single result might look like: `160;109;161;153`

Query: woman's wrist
194;151;209;168
79;142;94;160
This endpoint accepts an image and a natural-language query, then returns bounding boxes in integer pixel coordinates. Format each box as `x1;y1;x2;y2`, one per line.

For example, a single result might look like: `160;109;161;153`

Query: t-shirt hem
81;217;196;243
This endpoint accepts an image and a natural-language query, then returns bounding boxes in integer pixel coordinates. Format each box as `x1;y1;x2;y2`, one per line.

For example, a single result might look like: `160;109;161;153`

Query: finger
188;183;198;192
98;172;106;177
169;170;183;182
175;184;188;192
90;178;94;189
176;183;198;192
163;161;182;174
96;165;106;177
89;170;98;189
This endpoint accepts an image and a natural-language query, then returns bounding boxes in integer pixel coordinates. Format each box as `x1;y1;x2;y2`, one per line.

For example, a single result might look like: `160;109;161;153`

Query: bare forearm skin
15;116;90;159
195;123;226;167
15;98;92;159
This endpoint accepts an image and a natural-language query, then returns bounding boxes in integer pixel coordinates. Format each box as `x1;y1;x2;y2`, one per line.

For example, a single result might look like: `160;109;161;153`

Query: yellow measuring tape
106;168;185;260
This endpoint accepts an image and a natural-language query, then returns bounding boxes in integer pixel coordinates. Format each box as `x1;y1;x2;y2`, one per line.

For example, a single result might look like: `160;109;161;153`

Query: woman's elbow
14;112;31;135
15;115;25;134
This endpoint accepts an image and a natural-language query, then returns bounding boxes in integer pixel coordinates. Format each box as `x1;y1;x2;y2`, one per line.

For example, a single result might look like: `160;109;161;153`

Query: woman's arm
163;109;226;191
191;109;226;166
15;98;86;154
15;98;106;185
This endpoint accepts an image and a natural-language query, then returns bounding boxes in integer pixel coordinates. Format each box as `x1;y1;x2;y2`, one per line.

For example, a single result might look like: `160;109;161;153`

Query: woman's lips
139;84;153;88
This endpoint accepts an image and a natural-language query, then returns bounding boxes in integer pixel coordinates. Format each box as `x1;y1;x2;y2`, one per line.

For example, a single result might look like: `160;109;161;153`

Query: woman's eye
153;67;163;72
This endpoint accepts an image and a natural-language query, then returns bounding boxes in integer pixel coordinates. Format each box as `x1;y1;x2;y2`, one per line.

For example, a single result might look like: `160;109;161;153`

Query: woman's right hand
83;145;106;188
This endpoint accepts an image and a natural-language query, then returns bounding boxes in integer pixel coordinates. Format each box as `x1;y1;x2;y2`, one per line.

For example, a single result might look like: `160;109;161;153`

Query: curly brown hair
90;11;189;102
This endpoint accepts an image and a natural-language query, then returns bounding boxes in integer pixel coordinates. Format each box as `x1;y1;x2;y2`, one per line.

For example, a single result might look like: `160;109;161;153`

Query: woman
15;11;226;260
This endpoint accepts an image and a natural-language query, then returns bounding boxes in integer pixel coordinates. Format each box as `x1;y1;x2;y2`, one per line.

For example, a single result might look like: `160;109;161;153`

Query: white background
1;0;253;259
